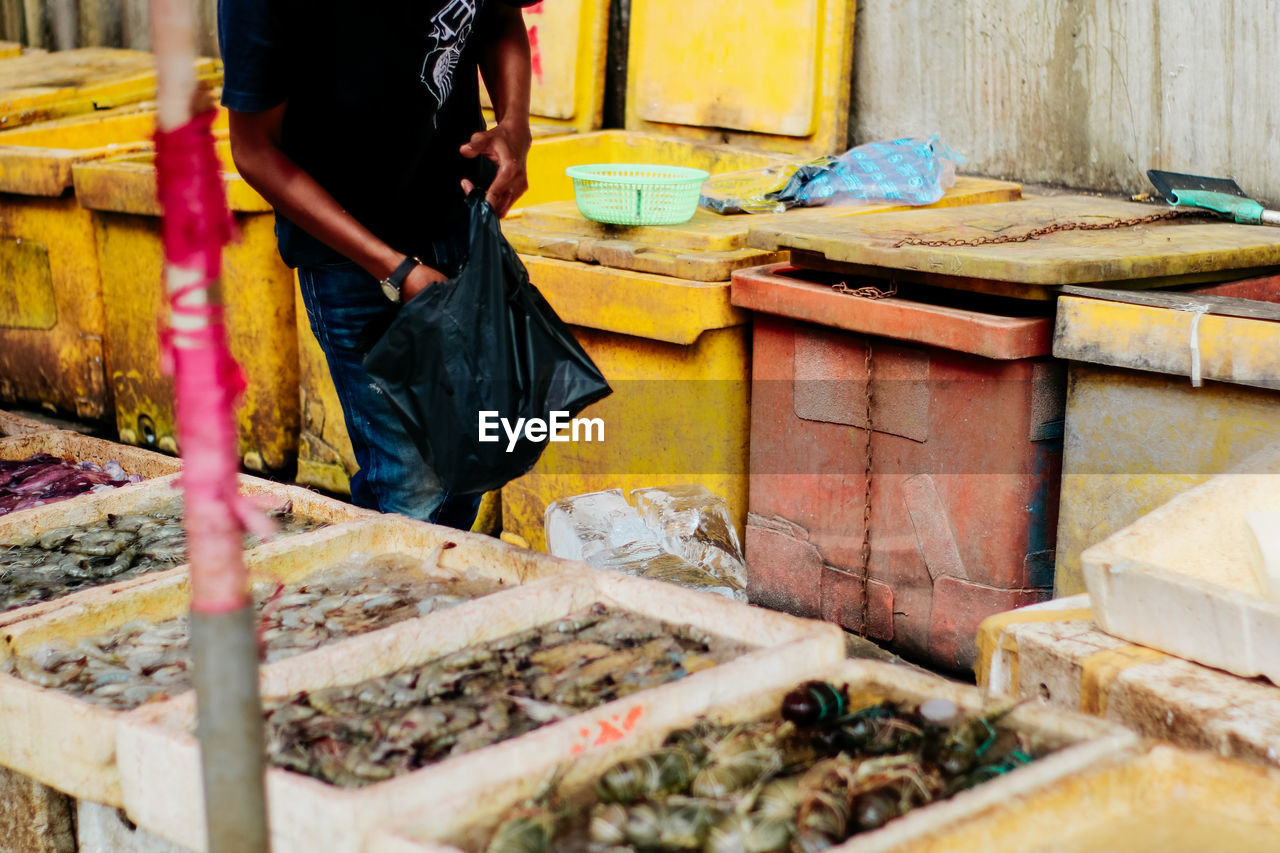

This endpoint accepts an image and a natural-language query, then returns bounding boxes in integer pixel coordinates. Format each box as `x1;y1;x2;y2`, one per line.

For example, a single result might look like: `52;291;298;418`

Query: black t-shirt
218;0;534;268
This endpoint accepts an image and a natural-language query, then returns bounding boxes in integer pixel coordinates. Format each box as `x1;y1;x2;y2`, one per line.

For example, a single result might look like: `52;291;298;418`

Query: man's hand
402;261;449;303
460;120;531;218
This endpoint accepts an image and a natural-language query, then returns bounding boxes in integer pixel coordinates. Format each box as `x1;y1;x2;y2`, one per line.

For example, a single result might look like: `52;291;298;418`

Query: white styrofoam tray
1082;443;1280;684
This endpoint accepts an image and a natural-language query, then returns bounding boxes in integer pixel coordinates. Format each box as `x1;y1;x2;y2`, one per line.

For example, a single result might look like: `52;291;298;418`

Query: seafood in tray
5;551;504;709
0;453;143;517
262;604;750;789
476;682;1046;853
0;499;324;613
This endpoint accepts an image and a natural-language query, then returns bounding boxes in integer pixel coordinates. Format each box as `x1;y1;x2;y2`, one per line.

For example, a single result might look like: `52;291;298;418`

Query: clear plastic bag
701;135;964;215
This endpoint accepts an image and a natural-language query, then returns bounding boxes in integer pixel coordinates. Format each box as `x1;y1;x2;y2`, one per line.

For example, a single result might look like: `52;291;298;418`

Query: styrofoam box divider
0;510;575;807
117;570;848;853
0;472;376;630
0;409;56;437
371;659;1136;853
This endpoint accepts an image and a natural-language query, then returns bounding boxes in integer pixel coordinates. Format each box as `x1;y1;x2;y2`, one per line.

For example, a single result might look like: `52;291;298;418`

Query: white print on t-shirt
421;0;478;108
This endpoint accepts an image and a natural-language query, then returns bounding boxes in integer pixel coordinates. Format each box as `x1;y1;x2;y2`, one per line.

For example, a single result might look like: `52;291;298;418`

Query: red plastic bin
732;263;1062;671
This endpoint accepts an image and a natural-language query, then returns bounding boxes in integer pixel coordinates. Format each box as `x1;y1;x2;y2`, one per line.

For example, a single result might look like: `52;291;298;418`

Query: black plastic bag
364;193;612;495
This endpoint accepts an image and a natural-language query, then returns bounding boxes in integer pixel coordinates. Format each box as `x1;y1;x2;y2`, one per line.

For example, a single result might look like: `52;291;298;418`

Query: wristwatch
380;256;423;304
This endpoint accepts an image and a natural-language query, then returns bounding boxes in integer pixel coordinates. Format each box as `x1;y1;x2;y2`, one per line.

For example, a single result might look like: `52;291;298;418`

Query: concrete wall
852;0;1280;202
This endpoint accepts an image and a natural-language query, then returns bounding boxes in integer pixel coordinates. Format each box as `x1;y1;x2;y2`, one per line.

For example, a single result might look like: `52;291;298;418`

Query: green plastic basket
566;163;710;226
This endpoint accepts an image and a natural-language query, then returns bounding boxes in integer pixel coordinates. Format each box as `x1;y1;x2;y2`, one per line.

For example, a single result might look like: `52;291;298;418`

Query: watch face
381;280;402;303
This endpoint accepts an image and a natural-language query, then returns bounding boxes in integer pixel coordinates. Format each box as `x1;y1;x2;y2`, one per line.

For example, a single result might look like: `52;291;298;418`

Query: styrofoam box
0;430;183;521
117;570;847;853
1082;442;1280;684
0;409;55;437
853;745;1280;853
977;597;1280;769
0;472;375;630
0;490;407;805
78;800;187;853
370;659;1135;853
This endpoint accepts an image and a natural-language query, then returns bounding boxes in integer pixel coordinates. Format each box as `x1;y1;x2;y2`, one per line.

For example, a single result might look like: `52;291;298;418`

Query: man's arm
228;106;446;300
462;4;533;217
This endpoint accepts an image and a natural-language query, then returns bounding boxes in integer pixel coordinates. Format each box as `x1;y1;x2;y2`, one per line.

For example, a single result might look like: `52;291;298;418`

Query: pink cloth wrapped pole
150;5;271;847
155;109;264;615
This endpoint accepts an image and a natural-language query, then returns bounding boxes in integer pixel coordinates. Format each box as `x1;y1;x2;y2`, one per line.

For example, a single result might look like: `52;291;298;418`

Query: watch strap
387;255;422;291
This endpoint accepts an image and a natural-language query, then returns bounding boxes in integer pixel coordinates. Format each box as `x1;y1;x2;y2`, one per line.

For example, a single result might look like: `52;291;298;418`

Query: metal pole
150;1;270;851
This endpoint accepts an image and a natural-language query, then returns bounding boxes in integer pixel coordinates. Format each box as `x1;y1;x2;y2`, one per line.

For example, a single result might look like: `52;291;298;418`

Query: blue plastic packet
701;135;965;215
773;135;965;210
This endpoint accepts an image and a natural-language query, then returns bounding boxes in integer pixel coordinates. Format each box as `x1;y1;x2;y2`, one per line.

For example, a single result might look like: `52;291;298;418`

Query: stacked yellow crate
0;58;220;422
72;139;298;473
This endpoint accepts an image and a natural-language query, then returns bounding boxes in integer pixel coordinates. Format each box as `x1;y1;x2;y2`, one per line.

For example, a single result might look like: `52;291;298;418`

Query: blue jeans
296;237;481;530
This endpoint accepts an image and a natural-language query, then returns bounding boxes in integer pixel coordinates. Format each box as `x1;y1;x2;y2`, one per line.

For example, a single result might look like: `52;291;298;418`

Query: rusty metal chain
891;208;1202;249
833;281;898;299
859;338;874;638
830;281;890;638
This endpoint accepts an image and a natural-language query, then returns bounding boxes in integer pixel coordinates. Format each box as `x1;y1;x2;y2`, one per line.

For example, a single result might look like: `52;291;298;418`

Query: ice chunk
546;488;747;601
544;489;660;564
587;538;670;576
591;541;745;602
631;484;748;593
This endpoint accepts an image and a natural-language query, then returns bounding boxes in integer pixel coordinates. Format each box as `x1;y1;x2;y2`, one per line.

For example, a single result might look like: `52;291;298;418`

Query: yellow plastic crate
0;105;228;420
0;48;219;130
746;196;1280;302
72;139;299;472
502;257;752;551
519;129;793;210
1052;282;1280;594
625;0;855;158
480;0;609;137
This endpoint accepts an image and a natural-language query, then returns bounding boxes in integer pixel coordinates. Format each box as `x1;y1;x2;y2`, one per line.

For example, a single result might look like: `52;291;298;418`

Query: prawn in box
0;512;563;805
372;661;1134;853
117;570;846;853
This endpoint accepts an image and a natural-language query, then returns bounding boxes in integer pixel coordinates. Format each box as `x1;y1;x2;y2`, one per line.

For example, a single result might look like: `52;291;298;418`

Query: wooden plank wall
0;0;217;54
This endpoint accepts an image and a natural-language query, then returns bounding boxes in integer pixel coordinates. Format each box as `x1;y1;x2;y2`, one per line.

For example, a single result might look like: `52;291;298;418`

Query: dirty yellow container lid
0;104;229;197
481;0;609;134
71;138;268;216
0;48;220;131
748;196;1280;299
520;129;794;210
1053;285;1280;391
507;176;1023;282
625;0;856;157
